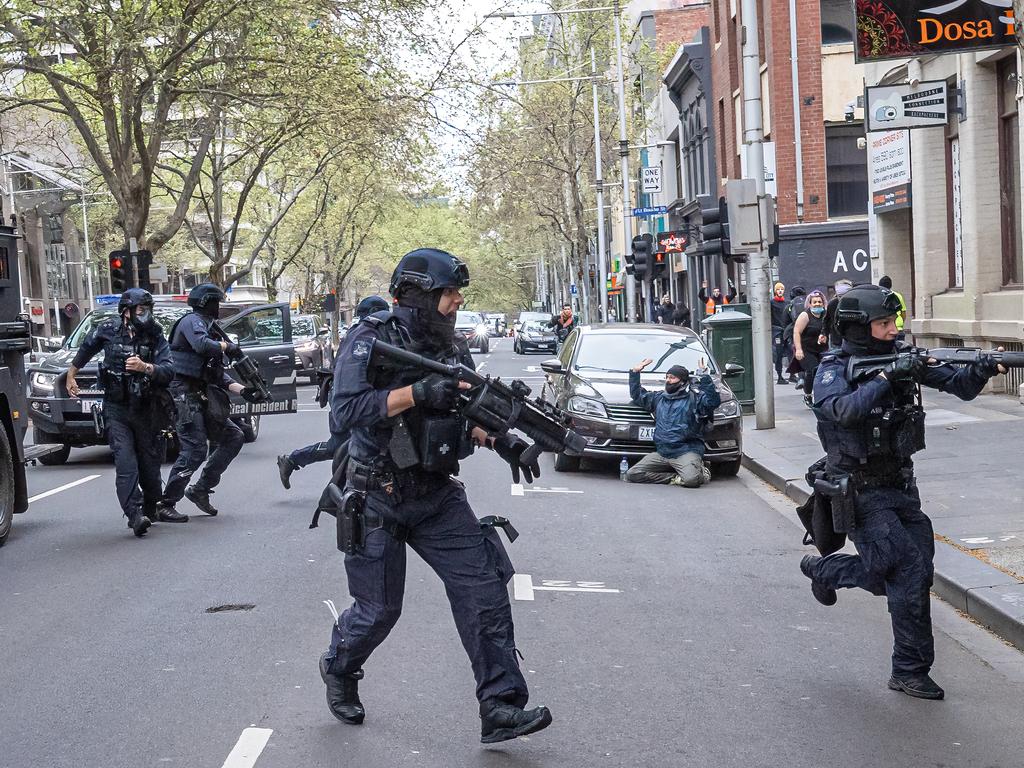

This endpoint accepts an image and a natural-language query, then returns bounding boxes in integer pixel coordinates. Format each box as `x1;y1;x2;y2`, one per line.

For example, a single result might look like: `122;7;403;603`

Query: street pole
80;187;94;311
591;48;609;323
740;0;776;428
612;0;636;323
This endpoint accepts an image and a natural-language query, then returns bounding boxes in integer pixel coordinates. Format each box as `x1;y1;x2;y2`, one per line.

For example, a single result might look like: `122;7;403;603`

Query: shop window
998;57;1022;285
946;92;963;289
825;125;868;218
820;0;854;44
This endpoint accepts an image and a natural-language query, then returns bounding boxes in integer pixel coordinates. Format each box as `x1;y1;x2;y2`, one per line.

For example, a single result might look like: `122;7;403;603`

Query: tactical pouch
326;483;367;555
417;413;462;475
891;407;926;458
204;385;231;438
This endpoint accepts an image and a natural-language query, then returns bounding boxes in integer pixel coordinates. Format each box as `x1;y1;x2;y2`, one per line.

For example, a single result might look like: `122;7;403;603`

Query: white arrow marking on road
221;727;272;768
28;474;101;504
512;573;621;601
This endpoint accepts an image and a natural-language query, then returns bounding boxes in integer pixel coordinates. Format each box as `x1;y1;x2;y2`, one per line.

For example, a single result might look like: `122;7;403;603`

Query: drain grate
205;603;256;613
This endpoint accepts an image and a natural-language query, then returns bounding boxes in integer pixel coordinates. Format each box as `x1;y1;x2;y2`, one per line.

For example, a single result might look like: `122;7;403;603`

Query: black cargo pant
808;484;935;677
324;479;529;706
161;385;244;504
104;403;163;519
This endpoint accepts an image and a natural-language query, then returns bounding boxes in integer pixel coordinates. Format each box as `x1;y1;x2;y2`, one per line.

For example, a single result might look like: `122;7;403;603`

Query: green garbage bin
702;307;754;408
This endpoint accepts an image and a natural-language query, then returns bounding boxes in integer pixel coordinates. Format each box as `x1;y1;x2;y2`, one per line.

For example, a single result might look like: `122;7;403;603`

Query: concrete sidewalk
742;380;1024;649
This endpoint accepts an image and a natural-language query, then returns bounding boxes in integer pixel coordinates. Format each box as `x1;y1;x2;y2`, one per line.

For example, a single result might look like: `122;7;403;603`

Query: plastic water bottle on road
619;457;629;481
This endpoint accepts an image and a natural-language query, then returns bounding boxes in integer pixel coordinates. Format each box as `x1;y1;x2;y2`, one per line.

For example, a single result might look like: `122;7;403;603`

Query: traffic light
651;251;667;279
136;250;153;292
631;233;653;279
699;196;731;264
108;250;133;292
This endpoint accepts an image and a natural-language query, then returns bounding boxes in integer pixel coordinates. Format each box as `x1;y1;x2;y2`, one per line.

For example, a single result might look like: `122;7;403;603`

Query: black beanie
667;365;690;381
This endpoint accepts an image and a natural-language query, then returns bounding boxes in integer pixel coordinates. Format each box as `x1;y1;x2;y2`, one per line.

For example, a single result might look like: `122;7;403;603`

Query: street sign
641;166;662;194
866;81;949;131
657;230;688;253
569;283;577;295
632;206;667;218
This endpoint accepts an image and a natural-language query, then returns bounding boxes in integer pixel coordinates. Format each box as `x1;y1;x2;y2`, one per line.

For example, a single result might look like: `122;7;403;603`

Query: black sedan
513;320;557;355
541;324;744;476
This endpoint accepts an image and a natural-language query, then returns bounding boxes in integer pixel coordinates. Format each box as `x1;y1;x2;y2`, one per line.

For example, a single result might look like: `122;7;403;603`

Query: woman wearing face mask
791;290;828;407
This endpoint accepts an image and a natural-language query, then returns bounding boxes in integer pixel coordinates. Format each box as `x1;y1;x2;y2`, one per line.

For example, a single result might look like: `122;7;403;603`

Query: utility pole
591;48;609;323
612;0;636;323
740;0;776;428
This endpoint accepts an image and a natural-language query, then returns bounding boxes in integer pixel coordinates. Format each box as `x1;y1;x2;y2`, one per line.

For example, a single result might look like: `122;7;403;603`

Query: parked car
541;324;744;476
291;314;332;381
26;295;298;465
512;311;552;339
482;313;507;337
513;320;557;355
455;310;490;353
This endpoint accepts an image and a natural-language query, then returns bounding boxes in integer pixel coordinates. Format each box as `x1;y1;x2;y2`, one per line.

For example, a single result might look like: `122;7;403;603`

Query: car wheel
241;415;260;444
480;338;490;354
0;424;14;546
514;341;521;355
553;451;581;472
38;443;71;466
711;458;741;477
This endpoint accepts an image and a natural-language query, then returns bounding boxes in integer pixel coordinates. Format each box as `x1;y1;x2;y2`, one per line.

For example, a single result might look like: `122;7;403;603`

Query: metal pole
740;0;776;428
612;0;636;322
80;188;94;311
591;48;609;323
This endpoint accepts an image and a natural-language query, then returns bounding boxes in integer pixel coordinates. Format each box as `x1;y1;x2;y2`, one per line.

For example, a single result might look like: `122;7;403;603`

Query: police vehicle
27;294;298;465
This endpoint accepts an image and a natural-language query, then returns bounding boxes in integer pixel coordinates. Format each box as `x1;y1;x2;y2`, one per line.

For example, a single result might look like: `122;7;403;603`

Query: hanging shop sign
868;130;912;212
656;230;688;253
855;0;1016;62
865;81;950;131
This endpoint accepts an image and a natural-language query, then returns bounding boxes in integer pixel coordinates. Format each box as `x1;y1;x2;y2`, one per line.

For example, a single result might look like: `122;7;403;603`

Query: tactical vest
99;324;156;405
169;312;222;384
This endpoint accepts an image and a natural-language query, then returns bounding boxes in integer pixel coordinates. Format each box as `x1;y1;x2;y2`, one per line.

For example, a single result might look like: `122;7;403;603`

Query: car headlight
475;324;489;336
568;396;608;418
295;340;317;352
30;371;57;393
714;400;741;419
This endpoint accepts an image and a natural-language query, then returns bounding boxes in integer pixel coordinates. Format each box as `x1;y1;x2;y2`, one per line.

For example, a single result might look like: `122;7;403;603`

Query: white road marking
511;484;525;496
28;474;101;504
513;573;534;600
477;360;488;372
221;727;272;768
525;486;584;494
524;366;540;372
512;573;621;601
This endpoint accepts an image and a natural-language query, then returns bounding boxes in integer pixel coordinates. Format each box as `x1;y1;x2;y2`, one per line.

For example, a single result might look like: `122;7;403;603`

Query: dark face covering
664;365;690;394
395;287;456;355
200;299;221;320
130;305;156;334
665;380;683;394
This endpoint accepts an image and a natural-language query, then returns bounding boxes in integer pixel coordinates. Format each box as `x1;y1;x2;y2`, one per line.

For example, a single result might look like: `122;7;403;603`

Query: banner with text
868;130;912;213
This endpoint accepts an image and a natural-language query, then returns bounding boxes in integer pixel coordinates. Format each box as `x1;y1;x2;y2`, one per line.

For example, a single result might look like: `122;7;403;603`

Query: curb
742;451;1024;653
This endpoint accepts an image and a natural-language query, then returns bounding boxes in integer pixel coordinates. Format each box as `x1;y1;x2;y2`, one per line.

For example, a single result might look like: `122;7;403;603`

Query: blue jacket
629;371;721;459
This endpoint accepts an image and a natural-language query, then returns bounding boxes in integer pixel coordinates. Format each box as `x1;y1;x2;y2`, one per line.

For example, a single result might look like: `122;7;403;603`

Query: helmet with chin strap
389;249;470;300
835;284;903;345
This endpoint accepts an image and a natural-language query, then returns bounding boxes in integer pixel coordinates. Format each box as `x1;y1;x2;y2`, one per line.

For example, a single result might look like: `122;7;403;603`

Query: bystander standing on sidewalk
699;280;735;315
791;290;828;407
823;280;853;348
671;302;691;328
783;286;807;385
878;275;908;339
624;357;720;487
770;282;790;383
654;295;675;324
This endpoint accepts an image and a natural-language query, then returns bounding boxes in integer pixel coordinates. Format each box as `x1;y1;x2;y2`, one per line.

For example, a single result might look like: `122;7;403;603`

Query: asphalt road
4;336;1024;768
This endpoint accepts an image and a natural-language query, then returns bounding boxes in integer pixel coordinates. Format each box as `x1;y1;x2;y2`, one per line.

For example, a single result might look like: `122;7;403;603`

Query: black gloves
493;433;541;484
241;386;268;403
972;357;1002;379
224;342;243;360
411;373;461;410
883;353;926;384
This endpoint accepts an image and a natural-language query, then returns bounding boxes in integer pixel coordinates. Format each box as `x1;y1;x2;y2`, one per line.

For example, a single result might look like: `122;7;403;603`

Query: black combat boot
185;485;218;516
277;455;296;490
800;555;837;606
888;673;944;700
127;509;152;537
155;502;189;523
318;652;365;724
479;700;553;744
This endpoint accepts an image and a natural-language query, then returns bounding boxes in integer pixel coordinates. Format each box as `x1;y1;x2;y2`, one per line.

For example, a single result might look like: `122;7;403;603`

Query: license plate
80;398;101;413
638;426;655;441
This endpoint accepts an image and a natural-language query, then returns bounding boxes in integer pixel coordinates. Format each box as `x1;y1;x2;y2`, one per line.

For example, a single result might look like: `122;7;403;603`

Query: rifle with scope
207;320;273;402
367;339;587;460
847;347;1024;383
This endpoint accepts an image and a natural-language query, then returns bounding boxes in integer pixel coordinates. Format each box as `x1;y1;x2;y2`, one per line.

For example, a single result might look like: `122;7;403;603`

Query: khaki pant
625;451;707;487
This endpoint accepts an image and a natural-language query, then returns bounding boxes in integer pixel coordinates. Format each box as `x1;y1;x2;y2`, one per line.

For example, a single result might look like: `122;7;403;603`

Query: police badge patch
353;340;370;359
821;370;836;385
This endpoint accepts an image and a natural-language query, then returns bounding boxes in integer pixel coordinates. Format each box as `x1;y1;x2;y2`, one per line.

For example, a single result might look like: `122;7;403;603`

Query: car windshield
65;306;189;348
292;316;315;337
457;311;482;326
522;321;548;333
573;333;716;374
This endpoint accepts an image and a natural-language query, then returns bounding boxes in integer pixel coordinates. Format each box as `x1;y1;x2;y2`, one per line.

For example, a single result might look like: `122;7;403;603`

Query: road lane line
510;483;524;496
512;573;535;601
534;585;621;594
28;474;101;504
221;727;272;768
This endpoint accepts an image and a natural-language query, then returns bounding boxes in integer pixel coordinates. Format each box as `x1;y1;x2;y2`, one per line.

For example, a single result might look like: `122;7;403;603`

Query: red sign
657;230;688;253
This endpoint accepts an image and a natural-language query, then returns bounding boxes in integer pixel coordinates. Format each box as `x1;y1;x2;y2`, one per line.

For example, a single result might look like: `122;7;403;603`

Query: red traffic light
111;257;123;269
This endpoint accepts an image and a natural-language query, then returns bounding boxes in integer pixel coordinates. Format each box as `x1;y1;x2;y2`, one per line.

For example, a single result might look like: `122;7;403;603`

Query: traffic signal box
700;196;731;264
136;250;153;292
109;250;133;292
630;233;654;279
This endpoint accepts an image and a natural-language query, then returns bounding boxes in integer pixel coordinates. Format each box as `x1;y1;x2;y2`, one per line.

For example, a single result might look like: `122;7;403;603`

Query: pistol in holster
326;483;367;556
811;473;856;535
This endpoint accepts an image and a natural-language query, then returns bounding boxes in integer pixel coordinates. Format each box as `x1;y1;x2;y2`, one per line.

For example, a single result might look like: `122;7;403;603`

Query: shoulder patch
821;370;836;385
352;339;371;360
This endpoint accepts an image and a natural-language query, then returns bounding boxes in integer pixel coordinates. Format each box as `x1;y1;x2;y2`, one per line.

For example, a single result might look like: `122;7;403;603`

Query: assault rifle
207;321;274;402
367;339;587;460
848;347;1024;383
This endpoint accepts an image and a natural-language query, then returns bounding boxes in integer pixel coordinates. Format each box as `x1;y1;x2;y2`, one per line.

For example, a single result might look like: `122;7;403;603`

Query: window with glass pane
825;125;869;217
998;57;1022;285
231;307;286;346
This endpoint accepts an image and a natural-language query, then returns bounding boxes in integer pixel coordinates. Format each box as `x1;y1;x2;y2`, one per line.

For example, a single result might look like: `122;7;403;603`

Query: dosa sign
855;0;1017;62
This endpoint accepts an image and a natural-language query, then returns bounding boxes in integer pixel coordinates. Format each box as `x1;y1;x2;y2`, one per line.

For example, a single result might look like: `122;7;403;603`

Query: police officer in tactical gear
277;295;390;489
319;248;551;744
801;284;1007;700
157;283;259;519
66;289;175;536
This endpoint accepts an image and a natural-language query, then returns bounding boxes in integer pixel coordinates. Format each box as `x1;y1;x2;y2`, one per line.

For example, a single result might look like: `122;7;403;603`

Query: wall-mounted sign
855;0;1016;62
632;206;668;217
641;166;662;194
657;230;688;253
866;81;949;131
868;129;912;212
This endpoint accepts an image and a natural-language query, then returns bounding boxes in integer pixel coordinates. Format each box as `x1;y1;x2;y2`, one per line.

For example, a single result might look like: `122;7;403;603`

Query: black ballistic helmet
188;283;225;310
118;288;153;313
355;295;389;319
835;284;903;344
389;248;470;299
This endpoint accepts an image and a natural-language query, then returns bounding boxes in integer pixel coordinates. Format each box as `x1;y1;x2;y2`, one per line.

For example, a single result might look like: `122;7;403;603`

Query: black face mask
130;305;156;333
199;300;221;320
665;380;684;394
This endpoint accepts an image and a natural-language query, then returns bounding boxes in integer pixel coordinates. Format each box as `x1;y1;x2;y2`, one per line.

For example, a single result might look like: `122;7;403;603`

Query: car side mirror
317;328;330;337
540;359;565;375
723;362;744;379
